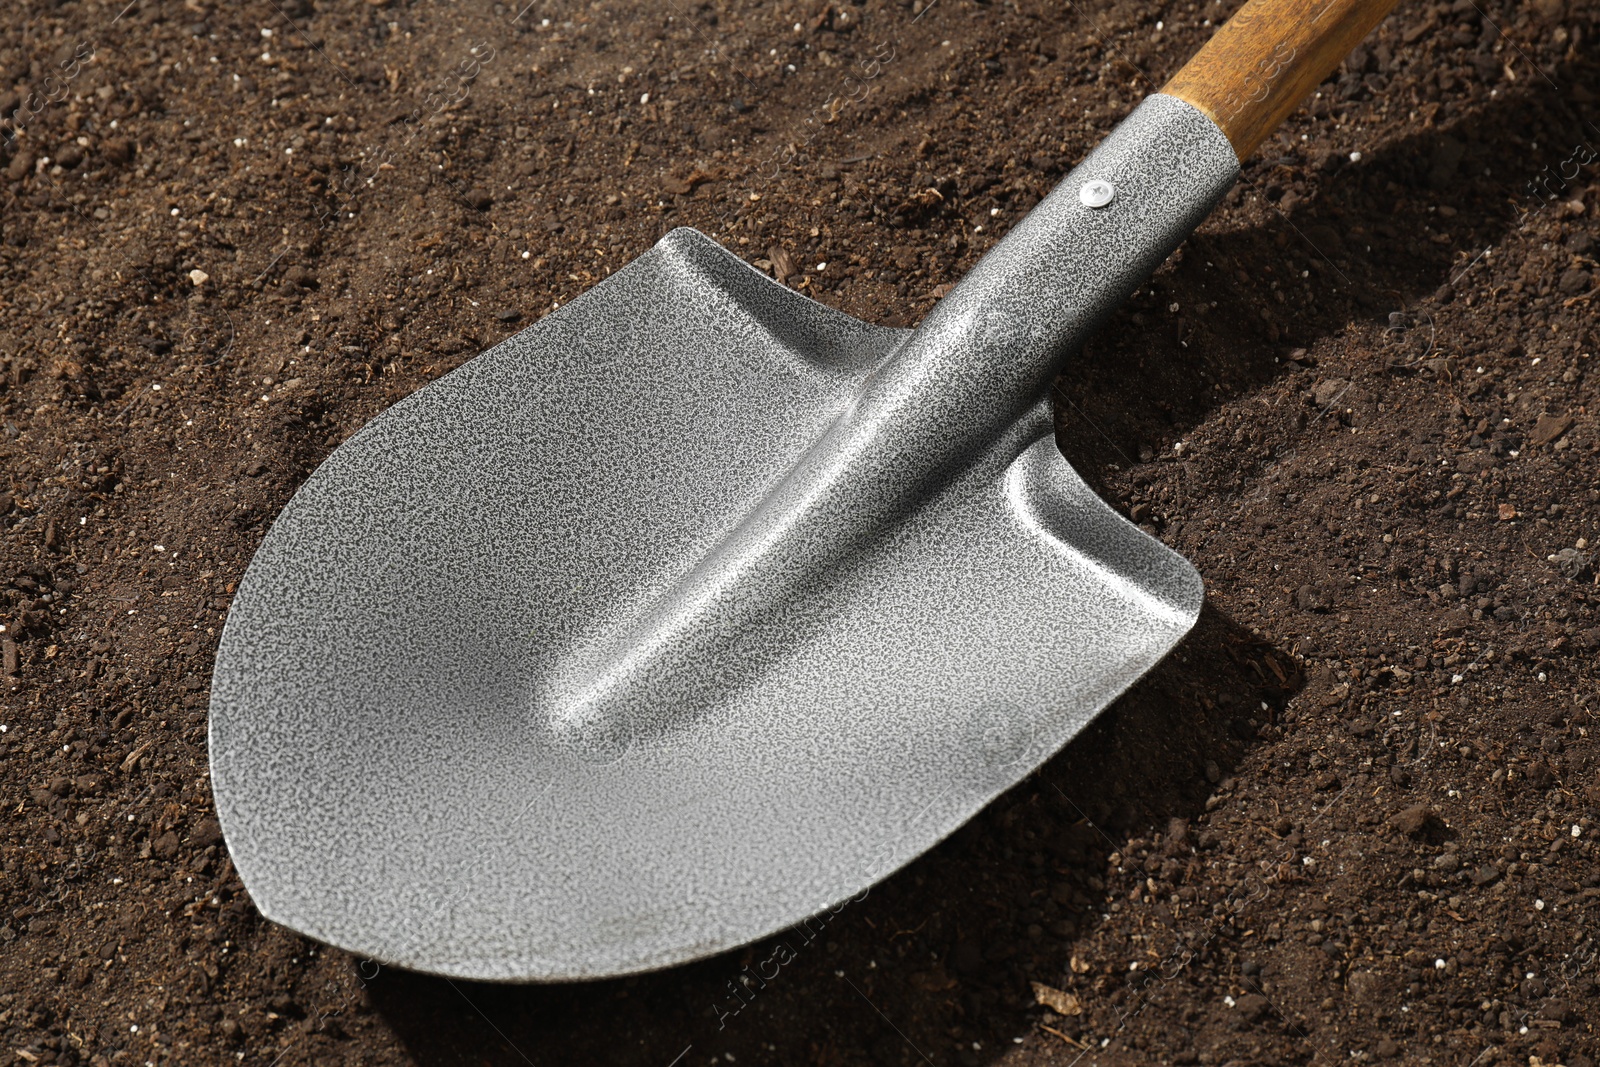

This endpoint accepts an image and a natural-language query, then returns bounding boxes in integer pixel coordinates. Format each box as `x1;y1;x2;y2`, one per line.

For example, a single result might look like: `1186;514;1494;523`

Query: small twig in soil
1040;1025;1089;1051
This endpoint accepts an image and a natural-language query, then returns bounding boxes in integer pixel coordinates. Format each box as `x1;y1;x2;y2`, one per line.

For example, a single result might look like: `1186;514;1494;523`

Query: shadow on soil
1052;70;1597;489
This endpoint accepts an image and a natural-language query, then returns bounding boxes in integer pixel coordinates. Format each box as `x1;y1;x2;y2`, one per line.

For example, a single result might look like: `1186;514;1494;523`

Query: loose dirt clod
1390;803;1444;839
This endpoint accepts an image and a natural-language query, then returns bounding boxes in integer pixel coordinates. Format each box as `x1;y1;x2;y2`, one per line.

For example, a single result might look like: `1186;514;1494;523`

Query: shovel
211;0;1403;981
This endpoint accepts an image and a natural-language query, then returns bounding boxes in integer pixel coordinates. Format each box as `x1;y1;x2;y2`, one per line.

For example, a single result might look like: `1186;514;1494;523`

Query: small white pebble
816;262;826;272
1434;959;1446;970
1349;151;1363;163
1573;825;1583;838
1535;899;1546;911
640;92;650;105
189;268;210;286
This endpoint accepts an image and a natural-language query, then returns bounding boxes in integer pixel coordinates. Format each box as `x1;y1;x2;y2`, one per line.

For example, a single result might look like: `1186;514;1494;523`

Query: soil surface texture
3;0;1599;1065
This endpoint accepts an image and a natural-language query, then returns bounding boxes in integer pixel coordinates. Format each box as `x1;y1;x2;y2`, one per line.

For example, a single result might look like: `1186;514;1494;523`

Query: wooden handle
1161;0;1404;160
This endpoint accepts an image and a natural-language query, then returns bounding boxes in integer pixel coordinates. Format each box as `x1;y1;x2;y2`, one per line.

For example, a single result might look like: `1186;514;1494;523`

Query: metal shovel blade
211;95;1236;981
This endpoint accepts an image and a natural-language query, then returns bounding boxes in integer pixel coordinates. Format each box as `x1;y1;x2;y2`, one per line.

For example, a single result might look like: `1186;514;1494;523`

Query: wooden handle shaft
1161;0;1404;160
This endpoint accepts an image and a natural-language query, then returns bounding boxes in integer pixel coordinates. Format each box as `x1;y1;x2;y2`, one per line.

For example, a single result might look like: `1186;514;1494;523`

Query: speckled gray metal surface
209;94;1239;981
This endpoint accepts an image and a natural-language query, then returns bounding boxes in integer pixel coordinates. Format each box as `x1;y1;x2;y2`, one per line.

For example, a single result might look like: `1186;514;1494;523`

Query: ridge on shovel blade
210;94;1235;981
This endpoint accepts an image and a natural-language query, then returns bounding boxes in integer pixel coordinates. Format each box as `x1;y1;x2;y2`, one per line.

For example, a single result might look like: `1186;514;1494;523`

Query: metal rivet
1079;180;1115;209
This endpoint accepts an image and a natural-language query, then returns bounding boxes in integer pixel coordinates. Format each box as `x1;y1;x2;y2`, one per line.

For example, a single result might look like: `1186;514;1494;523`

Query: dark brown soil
3;0;1599;1064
